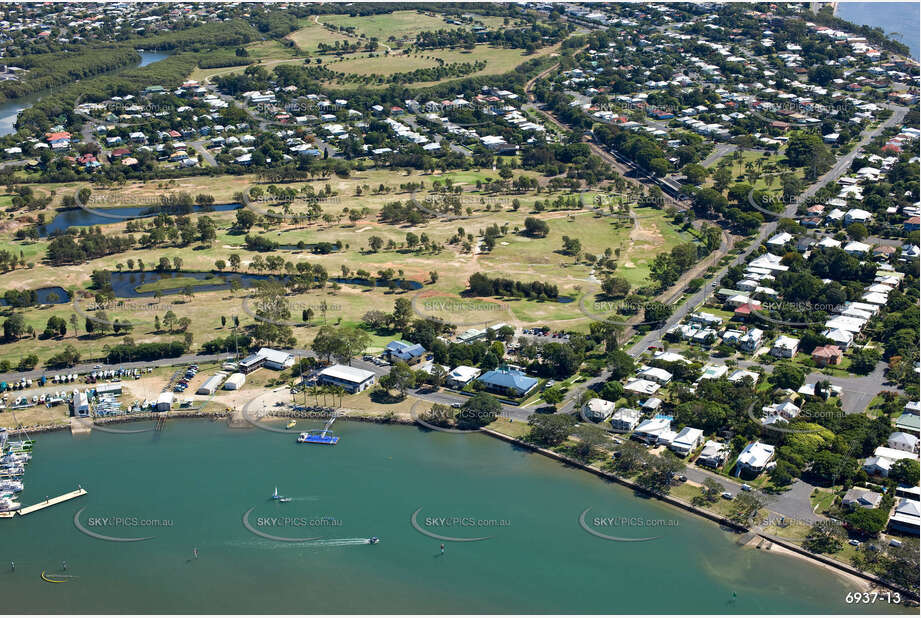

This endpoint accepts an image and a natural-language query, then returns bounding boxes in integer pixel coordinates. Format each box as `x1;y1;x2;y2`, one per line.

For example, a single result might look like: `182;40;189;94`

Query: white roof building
670;427;704;456
636;366;673;385
737;441;775;473
582;398;616;422
624;378;660;395
633;416;671;443
317;364;376;393
446;365;481;386
610;407;643;432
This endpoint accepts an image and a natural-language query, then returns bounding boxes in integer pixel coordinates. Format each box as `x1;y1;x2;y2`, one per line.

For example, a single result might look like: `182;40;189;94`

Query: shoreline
11;411;918;603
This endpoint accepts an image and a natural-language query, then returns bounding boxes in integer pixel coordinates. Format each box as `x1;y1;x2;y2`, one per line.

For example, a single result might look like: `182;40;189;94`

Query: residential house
697;440;730;468
446;366;481;389
583;398;616;422
889;499;920;535
609;407;642;432
636;366;672;385
624;378;660;396
476;367;538;398
841;487;883;509
740;328;763;352
863;446;918;477
888;432;920;454
812;345;843;367
384;340;426;364
771;335;800;358
670;427;704;457
736;441;775;476
632;416;672;444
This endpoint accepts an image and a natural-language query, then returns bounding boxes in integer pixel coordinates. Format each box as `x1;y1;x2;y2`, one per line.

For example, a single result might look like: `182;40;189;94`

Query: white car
741;484;752;492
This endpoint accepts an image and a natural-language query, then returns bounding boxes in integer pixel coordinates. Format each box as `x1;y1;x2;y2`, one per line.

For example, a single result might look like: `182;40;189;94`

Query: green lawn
322;10;453;41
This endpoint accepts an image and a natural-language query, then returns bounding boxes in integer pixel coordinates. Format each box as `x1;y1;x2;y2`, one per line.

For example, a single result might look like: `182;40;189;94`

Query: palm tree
330;385;345;408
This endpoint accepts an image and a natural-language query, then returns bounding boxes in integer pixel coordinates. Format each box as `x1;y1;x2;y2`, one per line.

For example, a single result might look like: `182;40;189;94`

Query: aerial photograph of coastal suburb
0;0;917;615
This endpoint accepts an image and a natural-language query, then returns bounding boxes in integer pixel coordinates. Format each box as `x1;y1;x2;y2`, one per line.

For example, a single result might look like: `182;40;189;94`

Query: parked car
741;484;752;492
721;492;733;500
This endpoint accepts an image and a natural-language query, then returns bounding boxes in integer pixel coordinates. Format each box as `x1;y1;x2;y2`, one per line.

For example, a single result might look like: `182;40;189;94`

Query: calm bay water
836;2;920;59
0;420;904;614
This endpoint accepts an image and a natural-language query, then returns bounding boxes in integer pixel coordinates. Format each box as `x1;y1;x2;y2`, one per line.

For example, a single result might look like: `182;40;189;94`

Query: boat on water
10;438;35;446
297;431;339;445
278;497;292;503
0;497;21;511
286;420;296;429
271;486;280;500
369;536;380;544
0;452;30;464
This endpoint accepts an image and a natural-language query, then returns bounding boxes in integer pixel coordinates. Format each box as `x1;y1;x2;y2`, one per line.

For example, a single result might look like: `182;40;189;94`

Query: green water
0;420;905;614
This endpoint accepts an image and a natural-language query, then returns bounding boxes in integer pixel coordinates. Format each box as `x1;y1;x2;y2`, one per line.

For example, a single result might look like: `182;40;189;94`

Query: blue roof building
385;340;426;364
476;367;538;398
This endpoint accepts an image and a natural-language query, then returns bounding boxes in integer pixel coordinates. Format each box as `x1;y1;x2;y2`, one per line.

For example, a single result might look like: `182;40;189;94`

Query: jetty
17;488;87;516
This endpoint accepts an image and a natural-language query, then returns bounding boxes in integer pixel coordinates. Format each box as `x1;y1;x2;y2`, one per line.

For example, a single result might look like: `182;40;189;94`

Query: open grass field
321;10;453;42
188;38;557;87
704;148;807;195
286;19;354;52
321;44;558;88
0;167;693;368
245;39;300;61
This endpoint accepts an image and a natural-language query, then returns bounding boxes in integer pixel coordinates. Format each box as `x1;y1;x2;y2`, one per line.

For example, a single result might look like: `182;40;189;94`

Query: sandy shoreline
742;534;871;592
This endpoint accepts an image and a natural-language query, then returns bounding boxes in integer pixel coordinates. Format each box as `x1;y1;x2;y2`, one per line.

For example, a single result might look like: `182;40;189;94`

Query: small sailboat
271;487;280;500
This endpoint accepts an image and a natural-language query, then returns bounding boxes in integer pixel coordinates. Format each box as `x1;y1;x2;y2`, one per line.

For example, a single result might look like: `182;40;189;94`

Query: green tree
379;361;416;397
803;521;846;554
890;459;920;486
526;412;575;447
459;392;501;429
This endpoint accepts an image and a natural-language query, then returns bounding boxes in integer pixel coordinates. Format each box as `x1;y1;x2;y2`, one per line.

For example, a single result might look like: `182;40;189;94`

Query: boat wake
227;537;375;549
300;538;373;547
